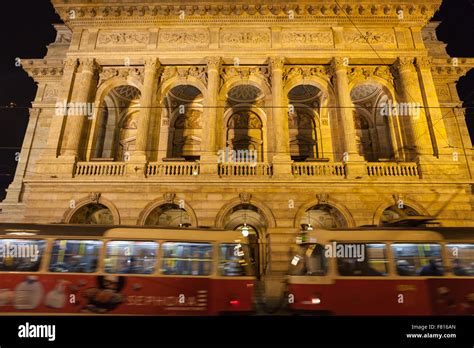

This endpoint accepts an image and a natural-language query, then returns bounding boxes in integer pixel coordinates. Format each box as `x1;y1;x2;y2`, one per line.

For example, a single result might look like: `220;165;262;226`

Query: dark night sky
0;0;473;199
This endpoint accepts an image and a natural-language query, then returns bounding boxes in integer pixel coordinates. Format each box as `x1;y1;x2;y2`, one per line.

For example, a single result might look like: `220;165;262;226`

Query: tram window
161;242;213;276
105;241;158;275
289;244;328;276
337;243;388;276
0;239;46;272
49;240;102;273
446;244;474;276
219;244;254;277
392;244;444;276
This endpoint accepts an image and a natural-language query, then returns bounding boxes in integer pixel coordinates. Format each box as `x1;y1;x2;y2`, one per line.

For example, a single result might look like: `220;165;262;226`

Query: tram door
237;225;263;279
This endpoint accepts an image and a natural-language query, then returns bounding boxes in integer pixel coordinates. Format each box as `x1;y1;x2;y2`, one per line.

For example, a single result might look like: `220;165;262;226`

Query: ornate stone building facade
1;0;473;275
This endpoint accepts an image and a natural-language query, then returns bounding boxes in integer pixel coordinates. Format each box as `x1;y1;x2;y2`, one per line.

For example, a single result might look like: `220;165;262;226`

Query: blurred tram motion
287;227;474;315
0;224;255;315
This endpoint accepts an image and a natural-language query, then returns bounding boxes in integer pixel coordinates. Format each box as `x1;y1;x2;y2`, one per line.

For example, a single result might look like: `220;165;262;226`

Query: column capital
415;56;432;70
268;56;286;72
331;57;349;74
394;57;416;73
206;56;222;71
63;58;78;72
78;58;99;74
144;57;160;71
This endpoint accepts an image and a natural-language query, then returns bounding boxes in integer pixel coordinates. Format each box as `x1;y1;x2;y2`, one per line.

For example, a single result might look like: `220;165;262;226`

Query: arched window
226;111;263;162
92;85;141;161
287;85;323;161
301;205;348;229
69;203;114;225
165;85;203;161
144;203;191;227
350;82;396;162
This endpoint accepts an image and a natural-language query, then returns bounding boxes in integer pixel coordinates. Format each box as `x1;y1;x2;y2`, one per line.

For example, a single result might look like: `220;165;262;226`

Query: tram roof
301;227;474;243
0;223;246;242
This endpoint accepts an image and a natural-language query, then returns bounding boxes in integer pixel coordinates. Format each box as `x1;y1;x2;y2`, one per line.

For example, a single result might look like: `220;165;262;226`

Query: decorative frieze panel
98;67;145;86
283;66;332;85
161;66;208;87
97;31;149;46
220;30;271;48
347;66;394;85
343;30;396;48
281;30;333;48
158;30;209;48
220;66;271;88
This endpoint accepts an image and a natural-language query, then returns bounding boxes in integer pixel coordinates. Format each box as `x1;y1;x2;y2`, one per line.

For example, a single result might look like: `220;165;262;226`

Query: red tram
0;224;255;315
287;228;474;315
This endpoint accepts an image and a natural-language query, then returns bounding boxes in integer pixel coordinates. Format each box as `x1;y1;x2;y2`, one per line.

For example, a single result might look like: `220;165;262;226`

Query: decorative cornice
51;1;441;26
21;59;64;80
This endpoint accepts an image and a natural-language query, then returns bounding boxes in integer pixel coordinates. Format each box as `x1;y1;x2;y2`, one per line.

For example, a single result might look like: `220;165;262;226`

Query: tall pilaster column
134;58;160;162
203;56;222;157
415;57;450;156
45;58;78;158
269;57;292;176
394;57;433;159
269;56;291;160
331;58;365;178
331;57;361;160
4;108;40;202
200;56;222;175
63;58;98;158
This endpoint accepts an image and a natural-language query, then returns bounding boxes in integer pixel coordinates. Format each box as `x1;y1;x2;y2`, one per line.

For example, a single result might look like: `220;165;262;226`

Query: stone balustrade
72;161;422;180
75;162;127;176
292;162;346;177
218;163;273;177
147;162;200;177
366;162;419;178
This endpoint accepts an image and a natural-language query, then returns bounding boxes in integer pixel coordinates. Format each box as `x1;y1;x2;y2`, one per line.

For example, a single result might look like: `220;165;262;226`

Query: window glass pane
392;244;444;276
161;242;213;276
219;243;254;277
289;244;328;276
0;239;46;272
446;244;474;277
105;241;158;274
49;240;102;273
337;243;388;276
